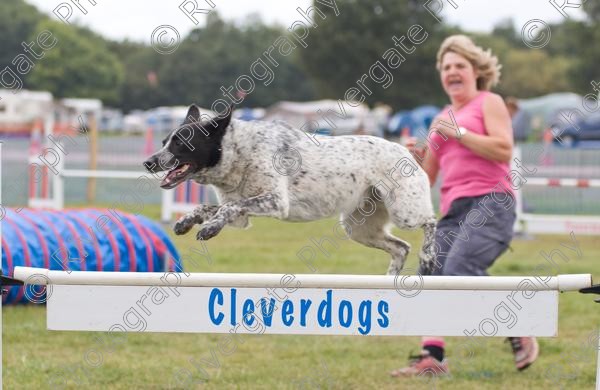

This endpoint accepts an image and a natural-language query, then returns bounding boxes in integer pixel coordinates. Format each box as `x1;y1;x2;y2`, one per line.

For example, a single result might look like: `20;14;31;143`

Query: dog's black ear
186;104;201;123
213;105;233;132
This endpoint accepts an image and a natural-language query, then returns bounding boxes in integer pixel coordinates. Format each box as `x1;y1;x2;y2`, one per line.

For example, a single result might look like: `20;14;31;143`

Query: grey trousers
419;192;516;276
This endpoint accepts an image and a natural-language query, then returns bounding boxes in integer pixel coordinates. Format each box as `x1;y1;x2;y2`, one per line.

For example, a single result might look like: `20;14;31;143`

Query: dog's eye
174;138;182;146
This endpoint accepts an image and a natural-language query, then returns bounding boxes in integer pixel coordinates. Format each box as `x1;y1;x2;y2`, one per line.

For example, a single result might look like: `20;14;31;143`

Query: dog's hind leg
382;233;411;276
419;220;438;275
341;197;411;276
173;205;219;235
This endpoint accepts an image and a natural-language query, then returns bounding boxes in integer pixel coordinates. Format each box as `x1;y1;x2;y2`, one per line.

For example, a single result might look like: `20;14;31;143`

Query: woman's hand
403;136;439;186
404;136;428;163
429;116;461;139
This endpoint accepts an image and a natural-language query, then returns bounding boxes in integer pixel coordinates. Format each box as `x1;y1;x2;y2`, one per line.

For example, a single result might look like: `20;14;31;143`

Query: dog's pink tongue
161;170;179;187
161;164;190;187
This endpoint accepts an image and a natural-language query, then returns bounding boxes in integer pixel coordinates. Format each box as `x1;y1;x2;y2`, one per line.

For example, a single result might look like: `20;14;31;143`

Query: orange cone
541;127;554;166
543;127;553;145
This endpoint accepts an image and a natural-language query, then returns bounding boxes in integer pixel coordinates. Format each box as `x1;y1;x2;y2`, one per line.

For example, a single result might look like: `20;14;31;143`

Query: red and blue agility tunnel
2;208;182;305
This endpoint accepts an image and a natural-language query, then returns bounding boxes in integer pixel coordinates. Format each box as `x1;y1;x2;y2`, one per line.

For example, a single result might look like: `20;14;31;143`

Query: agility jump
2;266;599;388
5;267;599;338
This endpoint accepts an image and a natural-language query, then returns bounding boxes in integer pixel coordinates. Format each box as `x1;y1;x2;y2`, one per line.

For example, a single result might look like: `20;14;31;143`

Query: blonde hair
436;35;501;91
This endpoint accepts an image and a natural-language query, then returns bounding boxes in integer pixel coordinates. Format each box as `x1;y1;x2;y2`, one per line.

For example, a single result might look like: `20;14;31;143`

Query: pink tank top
429;91;513;216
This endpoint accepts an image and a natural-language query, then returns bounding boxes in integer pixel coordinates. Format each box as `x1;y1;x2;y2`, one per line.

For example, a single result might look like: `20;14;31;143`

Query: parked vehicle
553;113;600;147
99;108;124;132
264;100;371;136
123;110;146;134
145;106;214;134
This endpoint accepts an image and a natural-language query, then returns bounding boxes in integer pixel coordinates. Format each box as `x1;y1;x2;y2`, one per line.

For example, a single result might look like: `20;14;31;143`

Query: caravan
0;89;53;135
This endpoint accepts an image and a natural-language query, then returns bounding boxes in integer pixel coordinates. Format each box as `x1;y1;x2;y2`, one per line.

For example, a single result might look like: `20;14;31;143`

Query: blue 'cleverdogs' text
208;288;389;335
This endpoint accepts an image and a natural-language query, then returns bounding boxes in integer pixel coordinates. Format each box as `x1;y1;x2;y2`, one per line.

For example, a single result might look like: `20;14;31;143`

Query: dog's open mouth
161;163;192;189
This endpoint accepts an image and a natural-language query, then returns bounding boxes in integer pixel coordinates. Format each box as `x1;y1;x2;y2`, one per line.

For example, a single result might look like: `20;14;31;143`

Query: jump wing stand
580;283;600;390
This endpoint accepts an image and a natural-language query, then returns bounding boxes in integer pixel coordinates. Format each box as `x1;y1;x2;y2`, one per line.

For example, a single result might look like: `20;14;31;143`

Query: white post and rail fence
26;143;600;234
27;141;216;223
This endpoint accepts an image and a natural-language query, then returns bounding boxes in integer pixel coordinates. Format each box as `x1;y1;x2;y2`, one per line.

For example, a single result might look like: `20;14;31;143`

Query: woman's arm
421;147;440;187
405;138;439;187
457;93;514;162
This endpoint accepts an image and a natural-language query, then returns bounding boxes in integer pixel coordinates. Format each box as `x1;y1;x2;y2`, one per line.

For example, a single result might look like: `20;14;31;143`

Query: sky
26;0;585;43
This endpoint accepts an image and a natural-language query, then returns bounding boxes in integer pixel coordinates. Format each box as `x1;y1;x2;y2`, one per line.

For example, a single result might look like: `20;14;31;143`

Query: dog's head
143;104;232;189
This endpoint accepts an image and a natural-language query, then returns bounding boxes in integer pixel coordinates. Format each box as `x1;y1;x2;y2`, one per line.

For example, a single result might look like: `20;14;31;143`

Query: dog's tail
418;219;437;275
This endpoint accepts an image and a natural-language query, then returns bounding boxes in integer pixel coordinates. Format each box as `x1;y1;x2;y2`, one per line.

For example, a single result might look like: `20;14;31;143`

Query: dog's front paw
196;222;223;241
173;215;196;235
386;266;402;277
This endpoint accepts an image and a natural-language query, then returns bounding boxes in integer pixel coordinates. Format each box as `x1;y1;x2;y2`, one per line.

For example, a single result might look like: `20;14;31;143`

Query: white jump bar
12;267;592;292
61;169;149;179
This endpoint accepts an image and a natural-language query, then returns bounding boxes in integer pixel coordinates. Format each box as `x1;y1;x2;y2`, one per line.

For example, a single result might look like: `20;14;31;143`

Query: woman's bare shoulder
482;91;506;107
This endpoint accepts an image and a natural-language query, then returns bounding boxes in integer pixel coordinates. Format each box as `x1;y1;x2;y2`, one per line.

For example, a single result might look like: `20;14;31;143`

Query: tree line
1;0;598;112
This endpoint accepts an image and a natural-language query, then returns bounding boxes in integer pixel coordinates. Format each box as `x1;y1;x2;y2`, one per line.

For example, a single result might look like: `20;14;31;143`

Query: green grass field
3;206;600;389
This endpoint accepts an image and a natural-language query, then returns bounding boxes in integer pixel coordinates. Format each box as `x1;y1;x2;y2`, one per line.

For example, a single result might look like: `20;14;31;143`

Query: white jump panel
47;285;558;336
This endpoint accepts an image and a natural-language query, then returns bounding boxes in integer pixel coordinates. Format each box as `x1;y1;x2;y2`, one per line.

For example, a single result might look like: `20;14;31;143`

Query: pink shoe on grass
390;350;450;378
507;337;539;371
